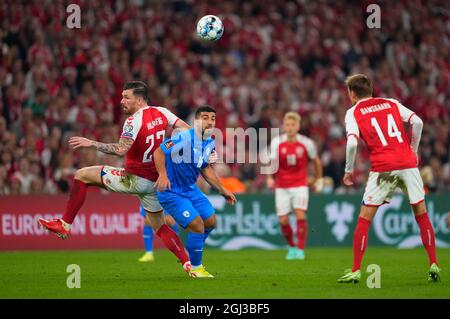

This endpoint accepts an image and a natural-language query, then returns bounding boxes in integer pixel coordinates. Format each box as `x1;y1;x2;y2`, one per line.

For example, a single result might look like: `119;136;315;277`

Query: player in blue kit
153;106;237;278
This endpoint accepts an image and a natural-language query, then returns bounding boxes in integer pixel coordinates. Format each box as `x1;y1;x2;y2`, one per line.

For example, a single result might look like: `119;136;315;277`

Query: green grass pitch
0;248;448;298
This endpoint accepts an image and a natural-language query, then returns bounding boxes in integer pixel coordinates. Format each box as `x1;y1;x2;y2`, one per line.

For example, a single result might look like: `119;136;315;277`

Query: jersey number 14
371;114;403;146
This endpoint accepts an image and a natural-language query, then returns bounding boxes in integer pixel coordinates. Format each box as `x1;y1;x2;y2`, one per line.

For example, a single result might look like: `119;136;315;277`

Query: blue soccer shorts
157;188;215;228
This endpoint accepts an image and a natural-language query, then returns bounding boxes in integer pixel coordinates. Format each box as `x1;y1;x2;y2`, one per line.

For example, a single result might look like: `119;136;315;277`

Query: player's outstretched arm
153;147;171;192
156;106;191;131
173;118;191;130
201;166;236;205
69;136;133;156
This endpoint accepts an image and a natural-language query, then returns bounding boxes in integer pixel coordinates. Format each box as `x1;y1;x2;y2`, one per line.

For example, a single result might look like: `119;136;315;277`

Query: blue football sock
203;227;214;243
171;223;179;236
143;225;154;253
186;232;205;267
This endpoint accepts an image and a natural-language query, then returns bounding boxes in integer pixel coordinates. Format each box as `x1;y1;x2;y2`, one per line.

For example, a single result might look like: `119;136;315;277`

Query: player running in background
39;81;192;274
153;106;237;278
138;204;179;262
338;74;440;283
266;112;323;260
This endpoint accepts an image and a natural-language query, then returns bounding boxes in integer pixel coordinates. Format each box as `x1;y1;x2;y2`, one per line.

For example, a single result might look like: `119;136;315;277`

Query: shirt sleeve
303;137;318;159
345;136;358;173
120;112;142;141
388;98;416;123
409;113;423;153
156;106;180;127
345;108;360;139
159;133;189;155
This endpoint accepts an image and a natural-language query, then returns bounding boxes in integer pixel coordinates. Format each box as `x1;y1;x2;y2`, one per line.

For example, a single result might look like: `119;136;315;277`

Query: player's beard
121;104;133;115
202;128;214;139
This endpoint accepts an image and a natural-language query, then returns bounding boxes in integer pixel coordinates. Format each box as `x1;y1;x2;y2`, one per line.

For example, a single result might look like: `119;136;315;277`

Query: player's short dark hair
345;74;373;98
123;81;149;101
195;105;216;118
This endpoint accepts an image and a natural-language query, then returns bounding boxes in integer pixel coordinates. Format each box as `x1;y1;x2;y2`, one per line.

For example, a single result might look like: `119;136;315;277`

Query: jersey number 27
143;130;165;163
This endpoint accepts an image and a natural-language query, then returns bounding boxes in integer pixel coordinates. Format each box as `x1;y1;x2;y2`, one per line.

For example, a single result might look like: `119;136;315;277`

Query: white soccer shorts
275;186;309;216
100;166;163;212
362;167;425;206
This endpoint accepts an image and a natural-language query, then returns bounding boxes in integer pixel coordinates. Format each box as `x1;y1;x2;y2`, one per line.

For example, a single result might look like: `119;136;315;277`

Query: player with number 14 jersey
339;74;440;284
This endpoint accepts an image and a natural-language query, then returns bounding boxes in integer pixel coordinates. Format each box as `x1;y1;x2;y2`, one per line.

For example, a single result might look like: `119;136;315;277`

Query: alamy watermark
366;264;381;288
169;123;280;175
366;4;381;29
66;4;81;29
66;264;81;288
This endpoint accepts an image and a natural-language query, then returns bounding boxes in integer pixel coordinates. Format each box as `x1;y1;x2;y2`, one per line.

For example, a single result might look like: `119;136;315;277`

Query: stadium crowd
0;0;448;195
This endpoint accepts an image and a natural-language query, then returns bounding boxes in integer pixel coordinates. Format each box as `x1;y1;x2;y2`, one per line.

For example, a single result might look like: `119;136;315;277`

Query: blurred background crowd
0;0;448;195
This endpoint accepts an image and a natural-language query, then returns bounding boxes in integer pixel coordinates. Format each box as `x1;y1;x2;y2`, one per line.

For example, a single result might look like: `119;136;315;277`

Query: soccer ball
196;15;224;42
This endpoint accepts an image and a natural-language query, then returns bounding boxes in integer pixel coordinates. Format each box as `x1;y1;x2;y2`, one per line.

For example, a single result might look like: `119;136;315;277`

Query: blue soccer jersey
159;129;215;193
157;128;216;228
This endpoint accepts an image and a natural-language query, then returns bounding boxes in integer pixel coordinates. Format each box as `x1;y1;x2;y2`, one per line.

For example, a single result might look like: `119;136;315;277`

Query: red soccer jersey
270;134;317;188
120;106;179;181
345;97;417;172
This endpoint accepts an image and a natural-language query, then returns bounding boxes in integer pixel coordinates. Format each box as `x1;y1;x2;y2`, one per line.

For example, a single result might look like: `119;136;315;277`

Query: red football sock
296;219;307;250
156;224;190;265
280;224;295;247
352;217;371;272
415;213;438;266
62;179;88;224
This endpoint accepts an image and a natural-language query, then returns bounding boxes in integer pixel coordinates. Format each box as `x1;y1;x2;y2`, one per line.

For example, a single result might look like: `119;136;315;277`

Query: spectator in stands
0;165;9;195
11;157;36;194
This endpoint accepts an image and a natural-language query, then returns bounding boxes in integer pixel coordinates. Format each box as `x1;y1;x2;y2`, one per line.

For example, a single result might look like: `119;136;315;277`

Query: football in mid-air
196;15;224;42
